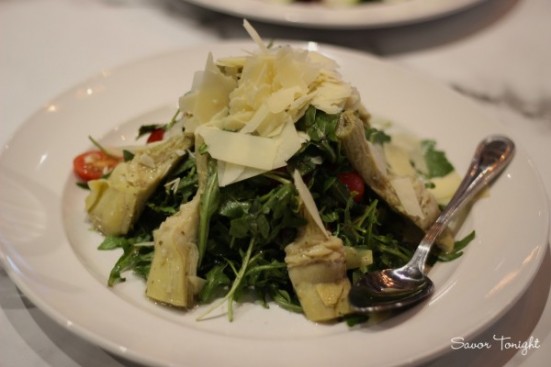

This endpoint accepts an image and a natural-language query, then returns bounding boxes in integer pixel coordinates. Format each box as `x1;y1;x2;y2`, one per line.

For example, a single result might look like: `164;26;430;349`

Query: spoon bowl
349;267;434;313
349;135;515;313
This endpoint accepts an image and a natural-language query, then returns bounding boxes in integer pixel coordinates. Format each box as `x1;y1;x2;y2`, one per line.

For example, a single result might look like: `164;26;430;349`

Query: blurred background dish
180;0;488;28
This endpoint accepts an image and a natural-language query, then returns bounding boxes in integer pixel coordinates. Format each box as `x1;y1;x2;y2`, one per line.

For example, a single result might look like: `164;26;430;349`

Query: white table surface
1;0;549;366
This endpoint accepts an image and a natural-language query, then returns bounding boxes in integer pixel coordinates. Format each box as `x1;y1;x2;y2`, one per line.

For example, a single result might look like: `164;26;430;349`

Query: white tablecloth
1;0;549;366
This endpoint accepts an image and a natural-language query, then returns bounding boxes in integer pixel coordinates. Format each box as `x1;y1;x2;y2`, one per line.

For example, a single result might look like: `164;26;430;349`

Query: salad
75;21;472;324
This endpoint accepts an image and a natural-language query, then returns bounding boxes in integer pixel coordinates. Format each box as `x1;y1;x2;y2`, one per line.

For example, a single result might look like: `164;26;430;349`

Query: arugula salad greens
78;22;473;324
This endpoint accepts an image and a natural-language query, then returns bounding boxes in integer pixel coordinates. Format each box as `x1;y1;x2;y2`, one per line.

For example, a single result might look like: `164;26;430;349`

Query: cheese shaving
293;170;329;239
390;177;425;219
138;154;156;169
180;21;357;186
243;19;268;53
383;142;416;177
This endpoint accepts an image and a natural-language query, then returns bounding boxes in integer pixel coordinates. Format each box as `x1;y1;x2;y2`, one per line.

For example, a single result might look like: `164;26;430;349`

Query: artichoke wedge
285;208;351;322
145;195;203;307
336;110;454;251
145;142;208;308
85;134;192;236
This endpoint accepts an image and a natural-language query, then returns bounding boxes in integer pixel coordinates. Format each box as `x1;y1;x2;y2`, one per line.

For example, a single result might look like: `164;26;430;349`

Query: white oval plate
182;0;486;29
0;41;548;367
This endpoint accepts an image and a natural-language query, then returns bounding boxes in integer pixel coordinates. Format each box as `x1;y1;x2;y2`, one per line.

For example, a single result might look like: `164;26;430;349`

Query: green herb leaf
99;234;154;286
295;106;341;164
137;124;163;139
98;235;128;250
136;109;181;139
199;264;230;303
123;149;134;162
422;139;454;178
365;127;391;145
438;230;476;262
198;158;220;266
272;289;302;313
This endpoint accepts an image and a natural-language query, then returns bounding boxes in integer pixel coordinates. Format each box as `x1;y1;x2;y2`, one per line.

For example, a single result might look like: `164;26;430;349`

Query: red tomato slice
146;128;165;143
337;171;365;203
73;150;121;181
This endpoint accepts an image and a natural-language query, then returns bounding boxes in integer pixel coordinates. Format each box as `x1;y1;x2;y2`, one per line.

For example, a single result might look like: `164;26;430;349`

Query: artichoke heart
145;141;209;308
336;111;454;251
285;209;351;322
145;195;203;307
85;134;192;236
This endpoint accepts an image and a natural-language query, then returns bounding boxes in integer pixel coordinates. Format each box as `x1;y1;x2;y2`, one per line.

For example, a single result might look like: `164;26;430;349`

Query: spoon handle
409;135;515;272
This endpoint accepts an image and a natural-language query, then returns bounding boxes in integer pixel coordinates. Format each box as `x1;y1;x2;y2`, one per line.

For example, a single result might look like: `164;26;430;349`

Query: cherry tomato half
337;171;365;203
146;128;165;143
73;150;121;181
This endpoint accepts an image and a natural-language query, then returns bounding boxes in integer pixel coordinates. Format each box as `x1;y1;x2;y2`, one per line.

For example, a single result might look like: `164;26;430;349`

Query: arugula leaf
137;124;163;139
199;264;230;304
98;233;153;286
76;181;89;190
422;139;454;178
272;289;302;313
365;127;391;145
197;177;304;320
98;235;130;250
136;108;182;139
122;149;134;162
437;230;476;262
142;155;198;217
198;158;220;266
295;106;341;164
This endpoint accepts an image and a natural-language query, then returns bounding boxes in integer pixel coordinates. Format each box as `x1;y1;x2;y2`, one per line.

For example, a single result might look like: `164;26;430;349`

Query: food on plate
75;21;471;323
73;150;121;182
85;134;192;236
145;136;209;307
337;110;454;251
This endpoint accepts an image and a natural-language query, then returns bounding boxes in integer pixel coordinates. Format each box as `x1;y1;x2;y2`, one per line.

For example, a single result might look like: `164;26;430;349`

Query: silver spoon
348;135;515;313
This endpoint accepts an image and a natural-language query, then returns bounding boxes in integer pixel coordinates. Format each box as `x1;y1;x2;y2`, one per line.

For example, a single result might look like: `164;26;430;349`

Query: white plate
182;0;487;28
0;41;548;367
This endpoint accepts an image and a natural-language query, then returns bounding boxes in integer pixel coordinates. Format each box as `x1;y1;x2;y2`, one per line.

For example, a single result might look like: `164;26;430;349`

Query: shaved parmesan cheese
217;161;245;187
306;51;339;72
272;120;304;167
243;19;268;52
198;126;278;170
368;141;389;178
293;170;329;238
266;86;302;114
428;171;461;206
138;153;156;169
390;177;425;219
390;133;428;175
310;82;352;114
383;142;416;177
216;56;247;70
180;54;236;133
218;162;265;187
199;119;304;186
180;21;359;186
164;177;181;194
238;103;270;135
